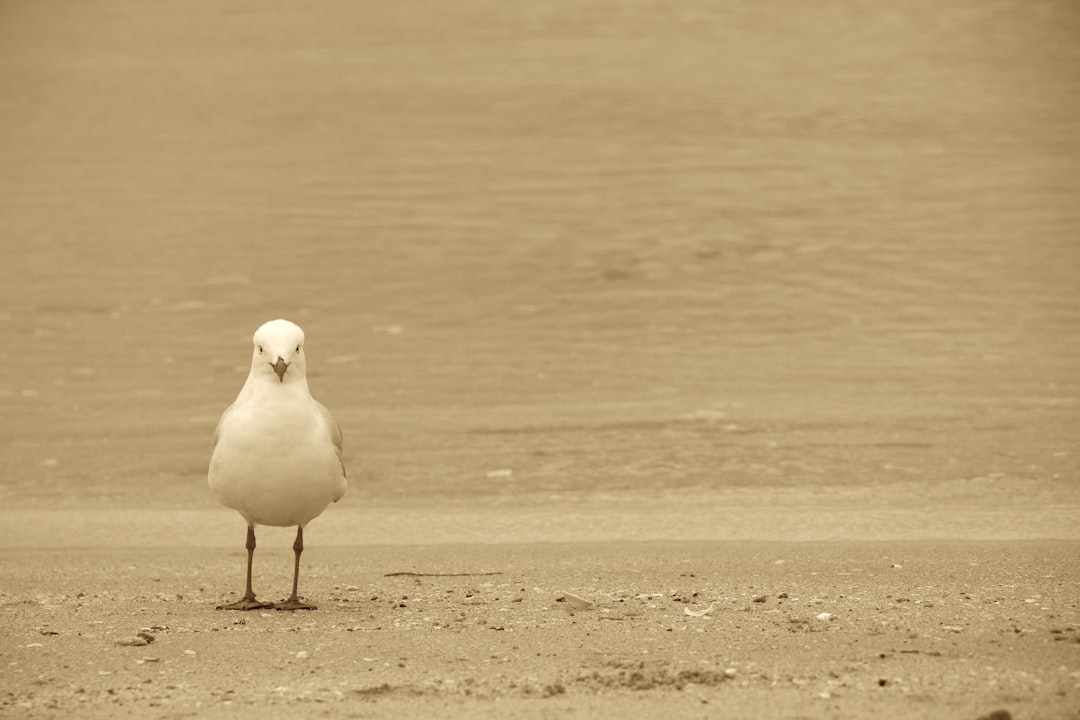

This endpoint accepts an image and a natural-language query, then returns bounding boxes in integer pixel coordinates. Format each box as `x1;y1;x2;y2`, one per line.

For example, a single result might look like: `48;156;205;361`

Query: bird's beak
271;357;288;382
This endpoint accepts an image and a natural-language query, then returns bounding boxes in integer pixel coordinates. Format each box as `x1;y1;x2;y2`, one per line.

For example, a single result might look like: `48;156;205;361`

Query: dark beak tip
271;358;288;381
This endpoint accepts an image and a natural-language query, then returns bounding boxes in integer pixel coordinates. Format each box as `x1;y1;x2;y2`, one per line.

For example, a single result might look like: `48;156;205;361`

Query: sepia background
2;2;1080;717
2;0;1077;544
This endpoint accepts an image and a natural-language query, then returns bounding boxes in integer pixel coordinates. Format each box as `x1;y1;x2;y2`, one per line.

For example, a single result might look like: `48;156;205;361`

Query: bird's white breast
209;384;346;528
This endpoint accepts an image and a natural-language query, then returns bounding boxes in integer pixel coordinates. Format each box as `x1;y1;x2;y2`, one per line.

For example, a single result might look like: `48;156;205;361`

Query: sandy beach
3;541;1078;719
1;0;1078;717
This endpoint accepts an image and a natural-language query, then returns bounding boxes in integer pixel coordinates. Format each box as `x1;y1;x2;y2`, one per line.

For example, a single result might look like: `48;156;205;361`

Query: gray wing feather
211;401;235;449
317;400;348;500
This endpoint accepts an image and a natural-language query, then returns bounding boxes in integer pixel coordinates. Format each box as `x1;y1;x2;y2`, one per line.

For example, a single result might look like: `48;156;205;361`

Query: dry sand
3;541;1078;719
2;0;1079;718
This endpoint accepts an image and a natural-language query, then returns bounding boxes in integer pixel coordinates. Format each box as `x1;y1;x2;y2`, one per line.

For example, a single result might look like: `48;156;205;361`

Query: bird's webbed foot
216;594;275;611
273;597;317;611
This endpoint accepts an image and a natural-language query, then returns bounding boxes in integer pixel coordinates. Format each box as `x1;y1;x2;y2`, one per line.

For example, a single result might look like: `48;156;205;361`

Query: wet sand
1;0;1079;717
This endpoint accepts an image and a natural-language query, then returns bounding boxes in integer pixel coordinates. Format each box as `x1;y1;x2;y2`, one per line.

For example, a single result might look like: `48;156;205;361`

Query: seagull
208;319;347;611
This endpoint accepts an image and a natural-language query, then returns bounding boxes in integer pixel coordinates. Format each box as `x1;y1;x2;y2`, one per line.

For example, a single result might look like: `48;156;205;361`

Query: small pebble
116;637;149;647
557;593;594;610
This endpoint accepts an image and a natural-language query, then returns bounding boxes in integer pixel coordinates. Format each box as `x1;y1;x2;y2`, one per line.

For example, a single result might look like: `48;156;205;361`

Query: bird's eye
296;344;302;353
257;345;263;354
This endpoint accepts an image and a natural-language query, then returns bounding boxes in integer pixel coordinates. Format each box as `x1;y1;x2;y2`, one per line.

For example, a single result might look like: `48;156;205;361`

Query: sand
3;541;1078;719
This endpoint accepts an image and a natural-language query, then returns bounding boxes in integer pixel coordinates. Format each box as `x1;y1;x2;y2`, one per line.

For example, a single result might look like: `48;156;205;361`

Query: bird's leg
275;526;317;611
217;525;273;610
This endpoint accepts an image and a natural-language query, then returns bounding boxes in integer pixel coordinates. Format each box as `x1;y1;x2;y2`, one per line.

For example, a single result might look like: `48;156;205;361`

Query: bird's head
250;319;307;384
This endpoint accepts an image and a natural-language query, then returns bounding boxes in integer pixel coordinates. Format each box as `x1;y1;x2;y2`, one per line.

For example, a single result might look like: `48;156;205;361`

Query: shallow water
0;2;1077;532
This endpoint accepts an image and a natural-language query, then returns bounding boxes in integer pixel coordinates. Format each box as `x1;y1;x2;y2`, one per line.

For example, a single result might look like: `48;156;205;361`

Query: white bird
208;319;347;611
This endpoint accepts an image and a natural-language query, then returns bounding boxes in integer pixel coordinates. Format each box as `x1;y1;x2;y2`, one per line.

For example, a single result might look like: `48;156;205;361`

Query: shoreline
3;499;1079;549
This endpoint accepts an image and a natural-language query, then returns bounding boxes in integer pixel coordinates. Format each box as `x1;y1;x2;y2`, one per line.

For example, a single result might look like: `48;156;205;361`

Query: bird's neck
237;373;311;404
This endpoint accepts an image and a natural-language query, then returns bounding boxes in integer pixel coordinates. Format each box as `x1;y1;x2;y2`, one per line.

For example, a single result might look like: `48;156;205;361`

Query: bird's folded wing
317;399;348;488
211;401;237;448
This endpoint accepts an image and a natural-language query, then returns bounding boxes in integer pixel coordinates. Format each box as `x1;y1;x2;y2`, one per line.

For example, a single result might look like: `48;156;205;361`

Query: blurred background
1;1;1077;540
